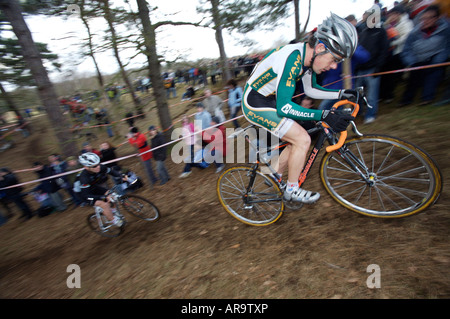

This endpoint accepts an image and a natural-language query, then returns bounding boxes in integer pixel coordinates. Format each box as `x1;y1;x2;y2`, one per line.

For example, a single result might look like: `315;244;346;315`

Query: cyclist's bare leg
278;122;311;183
273;144;290;176
94;200;114;221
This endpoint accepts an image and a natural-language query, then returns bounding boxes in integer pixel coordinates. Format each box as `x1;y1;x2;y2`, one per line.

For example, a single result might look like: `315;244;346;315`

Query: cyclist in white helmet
78;152;125;226
242;13;359;204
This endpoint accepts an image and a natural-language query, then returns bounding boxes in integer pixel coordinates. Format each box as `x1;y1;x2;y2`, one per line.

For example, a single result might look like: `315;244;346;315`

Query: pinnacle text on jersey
280;104;315;118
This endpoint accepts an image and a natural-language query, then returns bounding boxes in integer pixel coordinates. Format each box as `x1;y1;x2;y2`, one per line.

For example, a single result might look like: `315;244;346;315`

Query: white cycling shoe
283;187;320;204
112;216;124;227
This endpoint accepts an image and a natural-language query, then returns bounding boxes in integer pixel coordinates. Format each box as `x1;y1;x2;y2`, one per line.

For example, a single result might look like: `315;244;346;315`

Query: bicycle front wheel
320;134;442;218
217;166;284;226
87;213;123;238
120;195;160;222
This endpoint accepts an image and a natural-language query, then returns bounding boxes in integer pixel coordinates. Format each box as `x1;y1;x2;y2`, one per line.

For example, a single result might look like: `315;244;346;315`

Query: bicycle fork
331;144;374;186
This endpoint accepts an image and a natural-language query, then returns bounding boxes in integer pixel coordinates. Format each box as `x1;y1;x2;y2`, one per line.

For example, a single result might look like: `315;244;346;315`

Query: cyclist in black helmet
78;152;125;226
242;13;359;204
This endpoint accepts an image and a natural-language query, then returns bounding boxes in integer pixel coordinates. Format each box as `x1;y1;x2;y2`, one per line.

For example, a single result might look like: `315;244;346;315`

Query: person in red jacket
203;116;227;173
127;126;158;187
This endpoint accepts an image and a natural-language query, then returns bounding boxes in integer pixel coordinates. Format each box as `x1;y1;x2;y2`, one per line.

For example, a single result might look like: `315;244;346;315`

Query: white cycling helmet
79;152;100;167
315;13;358;59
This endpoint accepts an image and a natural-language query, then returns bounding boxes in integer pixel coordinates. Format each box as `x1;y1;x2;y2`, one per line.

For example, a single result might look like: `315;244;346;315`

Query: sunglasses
327;49;344;64
318;41;344;64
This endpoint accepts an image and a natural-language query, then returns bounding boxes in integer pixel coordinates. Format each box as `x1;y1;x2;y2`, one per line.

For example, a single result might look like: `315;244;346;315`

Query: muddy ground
0;94;449;301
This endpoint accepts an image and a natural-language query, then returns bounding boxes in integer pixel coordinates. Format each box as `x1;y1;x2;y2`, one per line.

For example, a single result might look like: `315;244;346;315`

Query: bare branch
153;17;207;30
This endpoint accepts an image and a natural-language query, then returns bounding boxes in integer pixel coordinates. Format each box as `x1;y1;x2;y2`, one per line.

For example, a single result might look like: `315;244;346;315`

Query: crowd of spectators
1;0;448;226
316;1;449;123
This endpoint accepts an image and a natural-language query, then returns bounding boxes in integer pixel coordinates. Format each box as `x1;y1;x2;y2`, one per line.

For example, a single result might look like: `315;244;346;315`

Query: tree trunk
135;0;173;138
294;0;300;41
100;0;143;115
79;0;119;136
0;0;78;156
210;0;232;82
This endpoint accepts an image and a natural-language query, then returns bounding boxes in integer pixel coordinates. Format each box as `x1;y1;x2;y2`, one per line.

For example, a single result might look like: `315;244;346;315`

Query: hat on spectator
211;116;220;124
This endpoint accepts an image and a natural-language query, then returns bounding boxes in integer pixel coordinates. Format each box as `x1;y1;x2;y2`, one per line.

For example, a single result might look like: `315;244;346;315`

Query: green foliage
0;37;61;87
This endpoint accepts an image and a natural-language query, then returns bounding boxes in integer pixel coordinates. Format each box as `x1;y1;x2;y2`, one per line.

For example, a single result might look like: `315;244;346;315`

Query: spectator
99;142;118;168
226;78;243;128
66;156;85;207
31;189;55;217
165;77;177;99
148;126;170;185
194;103;212;146
179;115;200;178
380;5;414;102
400;4;450;106
0;168;34;220
80;141;101;156
48;154;81;206
203;116;227;173
202;89;226;123
127;126;158;187
355;8;389;123
33;162;67;212
181;86;195;101
16;115;30;137
95;108;113;137
125;111;135;127
179;147;209;179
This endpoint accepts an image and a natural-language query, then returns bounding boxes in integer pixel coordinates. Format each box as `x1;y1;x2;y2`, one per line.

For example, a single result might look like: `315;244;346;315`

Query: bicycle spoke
377;180;428;200
327;177;366;187
329;156;356;173
375;144;394;174
376;153;413;175
326;165;359;174
377;166;429;182
355;142;367;169
218;167;283;225
321;135;441;217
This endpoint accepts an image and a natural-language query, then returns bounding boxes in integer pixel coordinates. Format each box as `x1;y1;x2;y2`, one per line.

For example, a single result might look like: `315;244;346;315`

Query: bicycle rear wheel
217;166;284;226
120;195;160;222
87;213;123;238
320;134;442;218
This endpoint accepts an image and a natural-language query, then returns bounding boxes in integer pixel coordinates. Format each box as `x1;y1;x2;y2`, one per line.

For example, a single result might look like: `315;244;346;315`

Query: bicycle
217;88;443;226
87;185;160;237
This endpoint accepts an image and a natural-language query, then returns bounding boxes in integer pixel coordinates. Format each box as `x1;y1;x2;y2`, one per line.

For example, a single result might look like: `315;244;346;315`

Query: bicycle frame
237;96;366;196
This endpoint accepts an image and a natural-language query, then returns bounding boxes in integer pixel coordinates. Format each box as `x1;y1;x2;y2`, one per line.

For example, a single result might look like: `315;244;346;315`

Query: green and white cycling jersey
242;42;340;135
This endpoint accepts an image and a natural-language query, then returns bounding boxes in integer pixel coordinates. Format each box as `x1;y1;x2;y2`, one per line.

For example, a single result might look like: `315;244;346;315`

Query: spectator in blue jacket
400;5;450;106
226;78;243;128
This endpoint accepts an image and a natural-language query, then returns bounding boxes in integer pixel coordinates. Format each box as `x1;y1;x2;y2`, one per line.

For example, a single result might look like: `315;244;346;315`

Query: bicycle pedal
283;198;304;210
